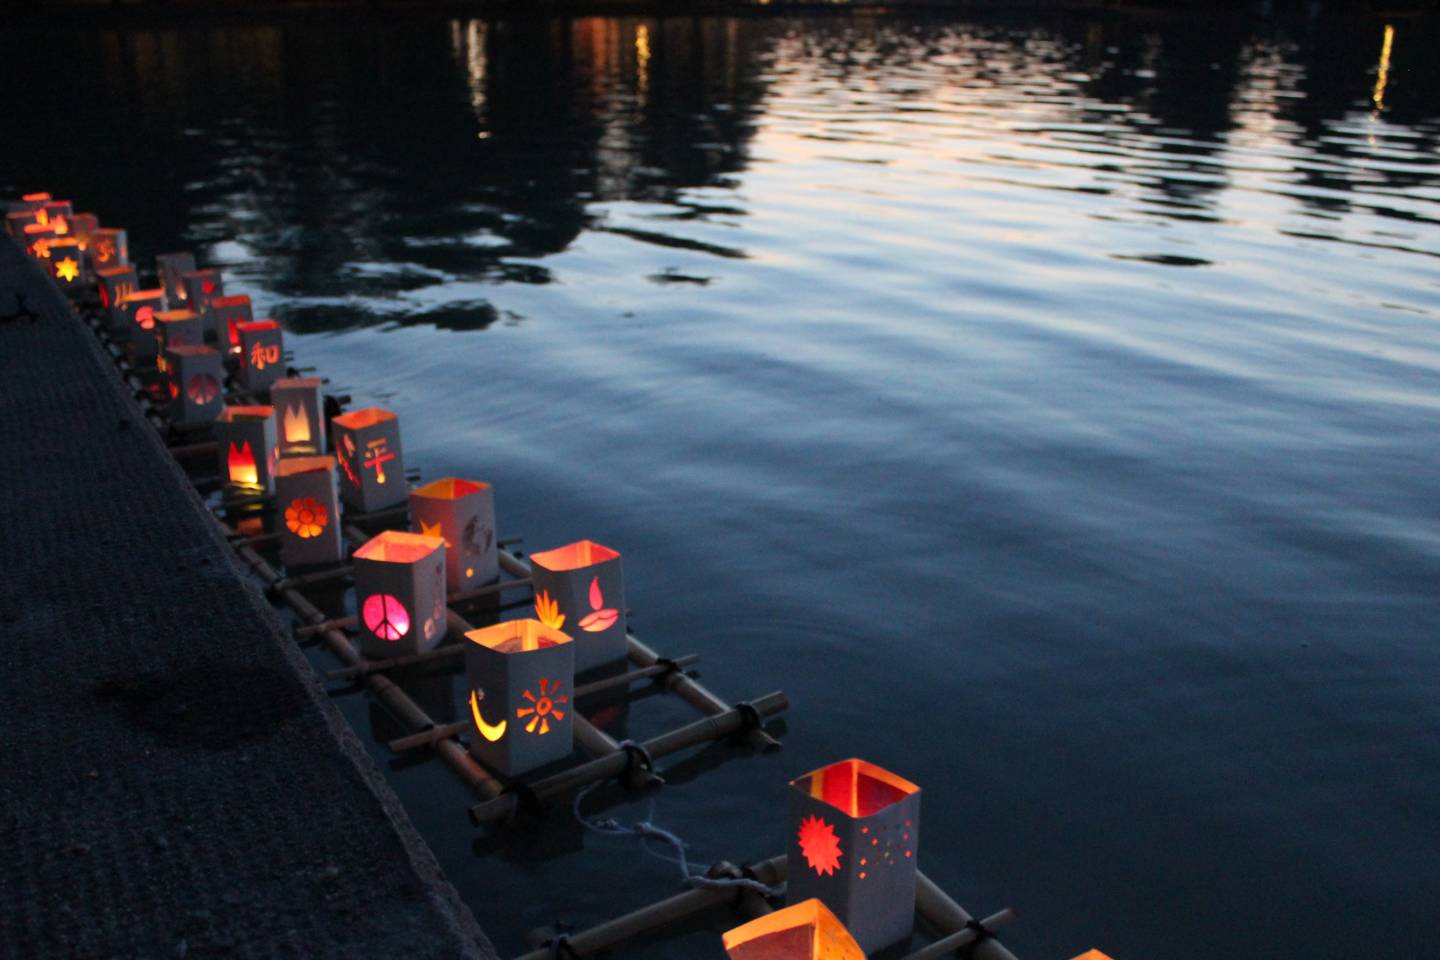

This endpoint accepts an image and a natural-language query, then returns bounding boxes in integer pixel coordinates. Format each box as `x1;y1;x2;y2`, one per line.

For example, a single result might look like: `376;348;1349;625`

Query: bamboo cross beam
272;563;354;593
497;548;782;752
385;655;702;753
468;690;788;826
898;908;1017;960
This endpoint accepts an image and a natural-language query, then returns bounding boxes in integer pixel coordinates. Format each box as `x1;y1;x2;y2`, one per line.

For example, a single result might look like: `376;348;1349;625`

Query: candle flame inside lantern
227;441;259;486
282;403;311;444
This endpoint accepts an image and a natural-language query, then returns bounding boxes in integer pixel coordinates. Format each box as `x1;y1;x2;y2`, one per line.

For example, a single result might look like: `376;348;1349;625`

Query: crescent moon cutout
469;689;507;742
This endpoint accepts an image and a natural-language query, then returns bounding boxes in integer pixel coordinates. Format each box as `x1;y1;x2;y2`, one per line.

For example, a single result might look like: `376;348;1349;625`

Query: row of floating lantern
11;188;1120;960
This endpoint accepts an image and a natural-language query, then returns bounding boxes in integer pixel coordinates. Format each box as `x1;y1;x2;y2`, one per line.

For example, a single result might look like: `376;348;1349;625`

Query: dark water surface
6;6;1440;958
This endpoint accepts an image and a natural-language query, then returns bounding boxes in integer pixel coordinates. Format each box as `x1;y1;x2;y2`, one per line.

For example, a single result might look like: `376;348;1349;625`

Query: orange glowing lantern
21;223;60;260
209;294;253;353
164;345;225;426
95;265;137;310
66;214;99;266
236;320;284;393
409;477;497;594
214;406;279;495
155;309;203;359
787;760;921;954
271;377;326;458
45;238;86;295
331;407;406;514
1070;953;1116;960
274;455;343;568
353;530;447;658
529;540;626;674
722;899;865;960
464;619;575;777
87;228;129;273
180;268;223;319
156;252;196;305
109;287;166;345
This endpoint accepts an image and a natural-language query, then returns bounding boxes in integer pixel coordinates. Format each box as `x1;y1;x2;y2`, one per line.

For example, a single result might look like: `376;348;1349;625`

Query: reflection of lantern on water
722;898;865;960
236;319;284;393
95;265;137;310
164;346;225;426
274;455;343;568
464;619;575;777
787;759;921;955
110;288;167;350
156;252;196;305
331;407;406;513
270;377;325;458
409;477;497;594
529;540;626;674
214;406;278;495
352;530;447;658
208;294;253;353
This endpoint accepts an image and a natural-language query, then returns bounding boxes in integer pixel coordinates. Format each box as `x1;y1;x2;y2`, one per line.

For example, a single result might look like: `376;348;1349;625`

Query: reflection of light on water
449;18;488;126
1373;24;1394;112
636;23;651;98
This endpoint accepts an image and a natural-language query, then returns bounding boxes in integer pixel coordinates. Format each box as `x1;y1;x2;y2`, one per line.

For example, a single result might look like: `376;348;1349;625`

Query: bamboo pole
469;690;787;825
897;908;1017;960
273;563;354;593
385;655;701;752
914;873;1024;960
497;548;781;752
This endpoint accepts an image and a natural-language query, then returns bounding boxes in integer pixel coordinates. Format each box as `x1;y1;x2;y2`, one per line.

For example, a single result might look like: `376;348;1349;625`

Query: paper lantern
1070;952;1115;960
67;213;99;253
180;269;224;327
23;223;62;260
274;455;343;568
155;309;203;357
410;478;497;594
95;265;137;310
5;211;38;237
529;540;626;674
722;899;865;960
271;377;326;458
209;294;254;353
787;759;921;954
236;320;284;393
110;288;167;347
464;619;575;777
86;227;129;272
44;238;86;295
214;406;278;495
38;200;73;226
164;345;225;425
156;252;196;305
352;530;447;658
331;407;406;513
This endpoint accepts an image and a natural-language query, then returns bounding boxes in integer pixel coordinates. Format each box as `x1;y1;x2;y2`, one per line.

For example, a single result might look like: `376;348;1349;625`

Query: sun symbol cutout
516;677;568;735
55;257;79;282
797;814;842;877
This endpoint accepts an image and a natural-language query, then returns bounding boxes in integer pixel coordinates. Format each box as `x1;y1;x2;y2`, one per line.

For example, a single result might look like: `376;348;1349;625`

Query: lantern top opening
530;540;620;572
722;898;864;960
466;618;572;654
219;405;275;424
354;529;444;564
238;319;280;333
1069;952;1115;960
167;345;217;359
790;759;919;819
156;309;199;323
21;192;50;203
333;407;397;431
414;477;490;502
211;294;251;308
275;455;335;478
96;264;135;279
24;223;56;236
119;288;166;303
273;376;323;391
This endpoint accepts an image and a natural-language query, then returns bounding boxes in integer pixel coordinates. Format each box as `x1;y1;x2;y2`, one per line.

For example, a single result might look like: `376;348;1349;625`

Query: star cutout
55;258;79;282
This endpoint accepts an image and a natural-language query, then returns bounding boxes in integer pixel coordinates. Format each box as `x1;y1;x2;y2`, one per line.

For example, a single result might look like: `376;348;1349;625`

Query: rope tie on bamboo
546;933;579;960
617;738;655;774
960;918;995;957
572;783;781;899
733;700;762;732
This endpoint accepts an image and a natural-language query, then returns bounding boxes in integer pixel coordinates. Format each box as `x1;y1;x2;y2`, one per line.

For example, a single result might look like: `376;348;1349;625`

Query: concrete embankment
0;235;496;959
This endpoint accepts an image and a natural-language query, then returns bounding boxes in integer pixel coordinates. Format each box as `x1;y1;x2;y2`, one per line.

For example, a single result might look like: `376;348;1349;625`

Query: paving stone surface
0;236;496;960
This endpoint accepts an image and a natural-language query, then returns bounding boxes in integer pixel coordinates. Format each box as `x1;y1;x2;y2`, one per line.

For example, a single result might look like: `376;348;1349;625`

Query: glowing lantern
409;477;497;594
271;377;326;458
722;899;865;960
1070;953;1115;960
21;223;60;259
45;238;86;295
209;295;254;353
38;200;73;227
87;228;129;271
274;455;343;568
164;345;225;426
529;540;626;674
67;214;99;274
156;252;196;305
181;269;224;334
110;288;167;349
155;310;203;358
463;619;575;777
95;265;137;310
352;530;447;658
331;407;406;513
787;759;921;954
214;406;279;495
236;320;284;393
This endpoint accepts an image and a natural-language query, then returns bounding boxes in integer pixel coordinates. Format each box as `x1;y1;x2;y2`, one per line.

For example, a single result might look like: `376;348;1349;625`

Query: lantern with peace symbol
352;530;447;659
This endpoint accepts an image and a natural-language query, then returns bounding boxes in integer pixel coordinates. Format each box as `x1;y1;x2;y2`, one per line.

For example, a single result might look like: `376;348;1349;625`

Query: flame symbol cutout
282;403;311;444
227;441;258;486
578;576;619;633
